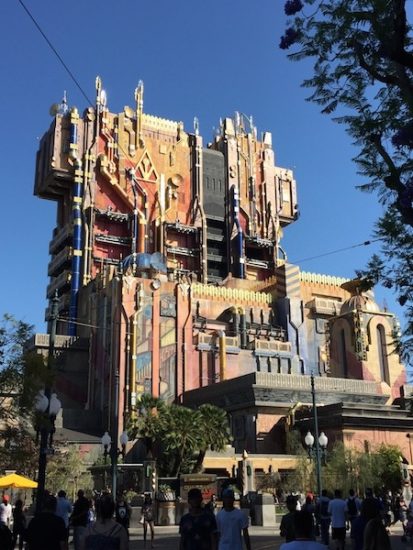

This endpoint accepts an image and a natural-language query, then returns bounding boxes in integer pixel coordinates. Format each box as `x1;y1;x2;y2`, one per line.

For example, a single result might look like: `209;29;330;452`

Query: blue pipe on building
68;110;82;336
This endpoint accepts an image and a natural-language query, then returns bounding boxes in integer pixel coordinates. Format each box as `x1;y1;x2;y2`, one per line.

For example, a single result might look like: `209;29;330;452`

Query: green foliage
321;442;402;495
128;395;232;477
256;472;281;497
282;0;413;365
283;437;404;495
45;445;94;498
0;315;51;475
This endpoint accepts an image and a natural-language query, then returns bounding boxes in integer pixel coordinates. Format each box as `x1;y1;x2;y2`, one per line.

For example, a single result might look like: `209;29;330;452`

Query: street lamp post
35;291;60;513
101;430;129;497
304;430;328;497
305;373;328;497
35;391;62;512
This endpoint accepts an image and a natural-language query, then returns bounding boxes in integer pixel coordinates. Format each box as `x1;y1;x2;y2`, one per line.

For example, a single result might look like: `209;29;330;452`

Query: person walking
141;493;155;548
26;494;68;550
115;496;131;536
216;488;251;550
80;494;128;550
179;487;217;549
315;490;330;546
205;494;218;515
280;510;327;549
301;495;316;539
71;490;90;550
11;499;26;550
56;490;72;541
328;489;348;550
0;495;12;528
0;521;13;550
346;488;360;541
363;498;391;550
280;495;298;543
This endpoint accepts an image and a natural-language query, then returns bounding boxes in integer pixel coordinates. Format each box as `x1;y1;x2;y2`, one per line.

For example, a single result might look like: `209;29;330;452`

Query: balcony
246;258;272;269
308;297;342;316
165;221;198;234
49;224;73;255
195;333;240;352
95;233;131;246
166;246;197;257
46;270;71;299
254;339;292;356
48;246;72;276
95;208;129;223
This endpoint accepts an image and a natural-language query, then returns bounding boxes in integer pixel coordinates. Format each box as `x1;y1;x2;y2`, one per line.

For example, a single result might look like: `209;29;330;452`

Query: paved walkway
126;523;409;549
68;523;409;549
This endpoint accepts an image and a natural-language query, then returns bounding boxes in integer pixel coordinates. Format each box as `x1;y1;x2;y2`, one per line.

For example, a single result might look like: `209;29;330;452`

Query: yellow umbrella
0;473;38;489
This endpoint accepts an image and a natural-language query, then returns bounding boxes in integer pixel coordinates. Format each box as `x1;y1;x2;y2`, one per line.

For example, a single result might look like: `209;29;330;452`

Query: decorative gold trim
191;283;272;304
300;271;349;286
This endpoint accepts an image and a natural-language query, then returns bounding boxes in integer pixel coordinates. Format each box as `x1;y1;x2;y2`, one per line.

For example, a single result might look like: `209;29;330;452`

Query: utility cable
290;238;382;265
17;0;93;106
17;0;135;165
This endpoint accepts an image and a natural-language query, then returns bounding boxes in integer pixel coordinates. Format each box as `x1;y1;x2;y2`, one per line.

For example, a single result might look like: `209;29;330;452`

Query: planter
157;501;176;525
156;490;175;502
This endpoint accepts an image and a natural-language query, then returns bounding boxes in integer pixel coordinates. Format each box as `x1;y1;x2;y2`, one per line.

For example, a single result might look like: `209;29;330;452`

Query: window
377;324;390;384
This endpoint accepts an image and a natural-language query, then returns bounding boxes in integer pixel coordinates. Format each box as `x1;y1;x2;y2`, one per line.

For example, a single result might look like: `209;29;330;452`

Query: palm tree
193;404;232;472
163;405;202;476
128;394;165;455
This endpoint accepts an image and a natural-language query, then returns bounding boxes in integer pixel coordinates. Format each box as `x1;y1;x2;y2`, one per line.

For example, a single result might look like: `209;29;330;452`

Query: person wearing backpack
346;489;361;539
80;495;128;550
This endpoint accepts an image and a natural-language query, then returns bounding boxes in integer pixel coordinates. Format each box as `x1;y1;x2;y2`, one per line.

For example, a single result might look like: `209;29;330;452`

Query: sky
0;0;404;334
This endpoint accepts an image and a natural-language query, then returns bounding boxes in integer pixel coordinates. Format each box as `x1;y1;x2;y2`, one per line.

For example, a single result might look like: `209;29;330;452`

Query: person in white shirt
0;495;12;527
280;510;327;549
216;488;251;550
328;490;348;550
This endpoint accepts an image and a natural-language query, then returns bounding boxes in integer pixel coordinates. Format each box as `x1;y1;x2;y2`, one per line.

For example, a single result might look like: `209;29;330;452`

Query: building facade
33;80;412;468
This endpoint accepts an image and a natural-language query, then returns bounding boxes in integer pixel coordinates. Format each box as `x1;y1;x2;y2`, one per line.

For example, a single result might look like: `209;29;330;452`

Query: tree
280;0;413;363
193;404;233;473
128;394;166;456
128;396;232;477
45;445;95;498
0;314;49;474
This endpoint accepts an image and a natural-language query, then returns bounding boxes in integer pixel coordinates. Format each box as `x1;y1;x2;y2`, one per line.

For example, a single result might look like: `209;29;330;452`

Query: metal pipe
135;80;144;148
68;107;82;336
218;331;226;381
124;311;131;417
240;308;247;349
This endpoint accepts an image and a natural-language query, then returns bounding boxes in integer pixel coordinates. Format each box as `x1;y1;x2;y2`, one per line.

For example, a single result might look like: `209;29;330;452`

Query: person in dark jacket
12;499;26;550
26;495;68;550
71;490;90;550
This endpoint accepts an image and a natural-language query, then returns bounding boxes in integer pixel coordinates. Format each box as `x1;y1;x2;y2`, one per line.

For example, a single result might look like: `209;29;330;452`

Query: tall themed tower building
33;80;410;460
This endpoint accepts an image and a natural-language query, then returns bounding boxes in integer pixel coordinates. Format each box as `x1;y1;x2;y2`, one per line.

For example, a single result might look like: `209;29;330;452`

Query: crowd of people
278;487;412;549
0;489;144;550
0;487;253;550
0;484;411;549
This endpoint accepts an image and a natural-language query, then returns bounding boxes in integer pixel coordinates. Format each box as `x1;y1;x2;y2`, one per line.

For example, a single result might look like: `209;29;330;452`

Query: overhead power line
17;0;93;106
290;238;382;265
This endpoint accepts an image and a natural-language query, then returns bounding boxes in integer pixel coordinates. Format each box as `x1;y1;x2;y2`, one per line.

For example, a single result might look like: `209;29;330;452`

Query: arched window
377;324;390;384
339;329;348;378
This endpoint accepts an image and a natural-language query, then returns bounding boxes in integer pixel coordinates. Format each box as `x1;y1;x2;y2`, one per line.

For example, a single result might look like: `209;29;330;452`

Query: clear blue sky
0;0;403;333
